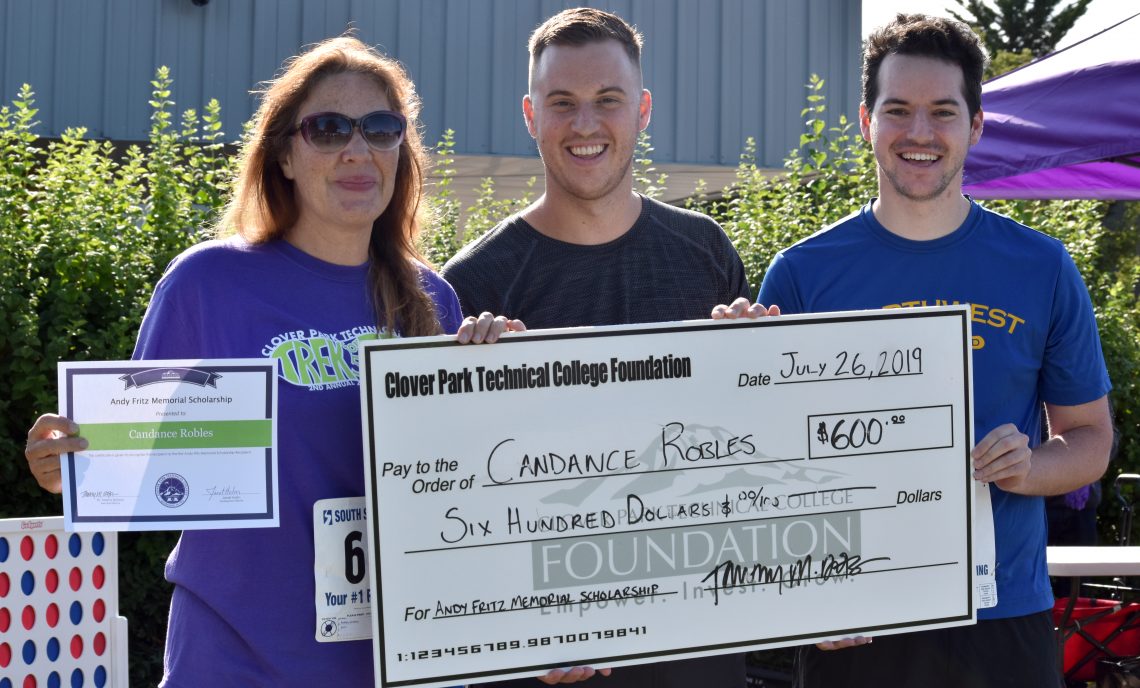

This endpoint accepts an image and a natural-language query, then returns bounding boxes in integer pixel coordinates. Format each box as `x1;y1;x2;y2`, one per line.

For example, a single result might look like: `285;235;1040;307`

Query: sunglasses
293;110;407;152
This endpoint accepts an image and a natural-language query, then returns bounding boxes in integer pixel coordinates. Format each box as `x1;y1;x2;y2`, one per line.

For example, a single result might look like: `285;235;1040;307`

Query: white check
58;359;278;531
360;307;984;687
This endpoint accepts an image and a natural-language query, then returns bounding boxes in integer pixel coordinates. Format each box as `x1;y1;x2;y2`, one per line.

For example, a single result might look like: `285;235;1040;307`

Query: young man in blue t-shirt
716;13;1113;688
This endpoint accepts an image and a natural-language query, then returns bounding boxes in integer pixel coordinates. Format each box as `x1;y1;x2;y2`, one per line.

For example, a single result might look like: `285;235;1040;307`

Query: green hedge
0;69;232;685
4;71;1137;687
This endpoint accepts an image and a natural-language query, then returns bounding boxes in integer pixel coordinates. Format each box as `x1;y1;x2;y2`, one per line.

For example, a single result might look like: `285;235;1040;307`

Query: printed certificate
58;359;278;531
360;307;977;687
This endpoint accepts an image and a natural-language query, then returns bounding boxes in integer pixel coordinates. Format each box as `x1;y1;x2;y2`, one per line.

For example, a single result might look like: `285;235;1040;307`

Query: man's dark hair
863;13;989;118
528;7;643;68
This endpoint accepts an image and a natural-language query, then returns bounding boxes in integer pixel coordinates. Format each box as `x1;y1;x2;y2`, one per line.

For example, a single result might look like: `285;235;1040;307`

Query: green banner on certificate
81;420;272;450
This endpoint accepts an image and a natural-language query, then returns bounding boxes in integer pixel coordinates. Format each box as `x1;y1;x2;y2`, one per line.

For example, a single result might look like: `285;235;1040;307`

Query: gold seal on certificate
58;359;278;531
360;307;983;688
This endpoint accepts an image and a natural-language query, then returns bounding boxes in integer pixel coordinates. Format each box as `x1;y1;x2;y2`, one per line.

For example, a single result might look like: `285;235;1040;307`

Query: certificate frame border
362;308;974;687
62;363;278;524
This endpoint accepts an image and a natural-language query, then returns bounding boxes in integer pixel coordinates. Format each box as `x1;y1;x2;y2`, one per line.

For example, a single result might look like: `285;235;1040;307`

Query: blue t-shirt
757;199;1110;620
135;237;462;687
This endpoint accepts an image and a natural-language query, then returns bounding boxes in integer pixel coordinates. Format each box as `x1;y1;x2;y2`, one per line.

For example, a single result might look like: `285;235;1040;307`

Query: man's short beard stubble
881;157;962;203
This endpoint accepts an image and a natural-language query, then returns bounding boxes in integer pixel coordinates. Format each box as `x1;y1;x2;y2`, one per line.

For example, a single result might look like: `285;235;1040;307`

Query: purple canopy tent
963;12;1140;200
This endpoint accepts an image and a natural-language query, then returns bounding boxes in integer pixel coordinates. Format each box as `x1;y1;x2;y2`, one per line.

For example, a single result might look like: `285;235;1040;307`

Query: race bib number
314;496;372;642
974;481;998;608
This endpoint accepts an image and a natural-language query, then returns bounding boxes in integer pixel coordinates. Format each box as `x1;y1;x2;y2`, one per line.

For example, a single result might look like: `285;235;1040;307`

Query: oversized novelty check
58;359;278;531
361;307;977;687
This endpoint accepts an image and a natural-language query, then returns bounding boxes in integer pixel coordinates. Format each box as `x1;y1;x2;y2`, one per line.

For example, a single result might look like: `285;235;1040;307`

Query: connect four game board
0;517;127;688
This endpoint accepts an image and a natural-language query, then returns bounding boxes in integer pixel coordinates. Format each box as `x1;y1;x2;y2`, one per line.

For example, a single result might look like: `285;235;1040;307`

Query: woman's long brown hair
217;36;441;337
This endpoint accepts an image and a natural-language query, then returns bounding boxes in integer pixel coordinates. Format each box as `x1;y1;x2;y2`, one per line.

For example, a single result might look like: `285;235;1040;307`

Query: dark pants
475;655;746;688
795;612;1062;688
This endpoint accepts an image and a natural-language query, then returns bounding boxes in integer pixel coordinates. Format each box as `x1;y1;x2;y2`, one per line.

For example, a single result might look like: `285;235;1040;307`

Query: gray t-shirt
442;195;751;328
441;195;751;686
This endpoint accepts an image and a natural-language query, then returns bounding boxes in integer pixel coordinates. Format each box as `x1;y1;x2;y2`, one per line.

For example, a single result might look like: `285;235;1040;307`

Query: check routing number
360;306;976;687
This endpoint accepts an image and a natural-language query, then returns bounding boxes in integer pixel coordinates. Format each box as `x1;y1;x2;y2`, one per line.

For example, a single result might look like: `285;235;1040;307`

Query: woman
24;36;520;686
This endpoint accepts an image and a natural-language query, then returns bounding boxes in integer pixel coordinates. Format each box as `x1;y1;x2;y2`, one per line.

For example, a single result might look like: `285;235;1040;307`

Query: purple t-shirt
135;237;461;687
